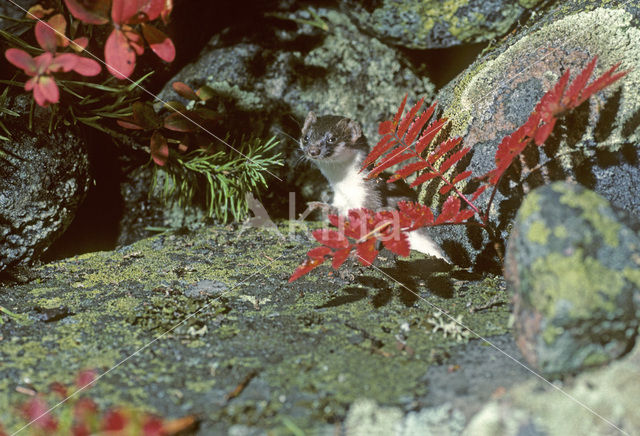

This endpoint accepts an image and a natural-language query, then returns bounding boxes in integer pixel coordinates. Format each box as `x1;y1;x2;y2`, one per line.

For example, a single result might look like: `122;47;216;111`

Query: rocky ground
1;0;640;434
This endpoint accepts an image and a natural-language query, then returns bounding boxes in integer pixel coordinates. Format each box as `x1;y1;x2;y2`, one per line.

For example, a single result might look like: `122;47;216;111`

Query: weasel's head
300;112;367;163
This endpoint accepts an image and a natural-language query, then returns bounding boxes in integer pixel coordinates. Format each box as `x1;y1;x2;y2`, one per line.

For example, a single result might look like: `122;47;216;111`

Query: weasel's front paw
301;201;339;218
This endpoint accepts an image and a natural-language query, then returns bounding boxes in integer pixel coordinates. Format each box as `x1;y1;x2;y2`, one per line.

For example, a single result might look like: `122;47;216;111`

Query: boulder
0;95;91;273
341;0;544;49
504;182;640;375
420;0;640;270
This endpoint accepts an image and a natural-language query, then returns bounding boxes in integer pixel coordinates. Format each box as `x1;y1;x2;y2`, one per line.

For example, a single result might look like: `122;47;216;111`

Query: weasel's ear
346;119;362;143
336;118;362;143
302;111;317;133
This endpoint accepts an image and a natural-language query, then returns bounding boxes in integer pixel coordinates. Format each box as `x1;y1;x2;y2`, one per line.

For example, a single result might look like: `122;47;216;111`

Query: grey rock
419;0;640;271
341;0;544;49
156;7;434;207
504;182;640;376
0;95;90;273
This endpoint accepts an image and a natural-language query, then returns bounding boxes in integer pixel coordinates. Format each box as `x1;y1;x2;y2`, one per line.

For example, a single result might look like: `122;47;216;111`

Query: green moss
558;188;620;247
622;267;640;289
542;324;564;345
554;225;568;239
0;221;512;432
519;191;542;221
528;221;550;244
531;250;625;319
582;350;611;367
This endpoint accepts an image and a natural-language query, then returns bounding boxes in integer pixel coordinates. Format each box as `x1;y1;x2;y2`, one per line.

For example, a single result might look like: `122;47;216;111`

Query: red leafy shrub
4;16;100;106
63;0;175;79
289;57;627;282
2;369;196;435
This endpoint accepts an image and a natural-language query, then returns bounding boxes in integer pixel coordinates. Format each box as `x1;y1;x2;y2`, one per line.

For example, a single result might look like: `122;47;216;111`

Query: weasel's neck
314;151;368;215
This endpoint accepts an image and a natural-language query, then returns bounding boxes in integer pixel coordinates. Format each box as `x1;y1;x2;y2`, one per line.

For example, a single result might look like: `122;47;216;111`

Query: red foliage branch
3;369;196;436
289;57;627;282
63;0;175;79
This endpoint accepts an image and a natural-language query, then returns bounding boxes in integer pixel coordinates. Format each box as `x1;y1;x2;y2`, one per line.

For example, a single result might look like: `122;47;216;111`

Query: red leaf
22;397;58;431
142;416;165;436
404;102;436;146
393;94;408;126
332;246;351;269
150;131;169;166
308;246;332;260
565;57;597;106
439;183;454;195
71;37;89;52
398;201;434;228
119;29;144;56
361;134;396;170
172;82;198;100
5;48;36;75
163;112;197;132
576;62;627;107
435;196;460;225
289;256;325;282
74;397;98;420
49;53;78;72
427;136;462;164
455;208;476;222
130;0;166;23
415;118;447;155
75;370;97;389
356;238;378;266
64;0;110;24
534;118;556;146
142;24;175;62
390;160;429;181
410;171;439;188
383;231;410;257
33;76;60;106
71;57;102;76
105;29;136;79
117;119;143;129
368;151;416;179
439;147;471;174
378;120;393;135
470;184;487;201
35;21;57;53
102;409;127;431
312;229;349;249
112;0;141;24
397;98;424;139
451;170;472;185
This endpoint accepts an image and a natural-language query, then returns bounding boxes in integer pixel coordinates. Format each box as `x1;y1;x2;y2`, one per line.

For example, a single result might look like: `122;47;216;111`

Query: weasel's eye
303;135;309;143
327;136;336;144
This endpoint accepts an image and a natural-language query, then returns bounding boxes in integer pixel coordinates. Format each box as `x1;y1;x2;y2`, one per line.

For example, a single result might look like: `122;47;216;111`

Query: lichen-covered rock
504;182;640;376
0;221;516;433
341;0;544;49
462;341;640;435
157;7;434;206
420;1;640;270
0;95;91;273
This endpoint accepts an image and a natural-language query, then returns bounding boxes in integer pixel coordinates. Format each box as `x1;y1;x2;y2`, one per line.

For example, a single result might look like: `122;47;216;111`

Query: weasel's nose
307;147;321;157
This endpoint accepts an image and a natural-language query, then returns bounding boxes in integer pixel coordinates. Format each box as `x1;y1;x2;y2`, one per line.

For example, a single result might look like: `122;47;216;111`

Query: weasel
300;111;447;261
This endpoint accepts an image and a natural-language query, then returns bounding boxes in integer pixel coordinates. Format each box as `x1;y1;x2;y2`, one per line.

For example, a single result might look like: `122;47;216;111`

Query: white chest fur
315;158;367;215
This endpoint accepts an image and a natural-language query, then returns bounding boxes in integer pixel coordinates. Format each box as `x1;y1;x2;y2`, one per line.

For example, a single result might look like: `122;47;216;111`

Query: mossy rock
342;0;544;49
0;221;516;433
504;182;640;376
421;0;640;271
